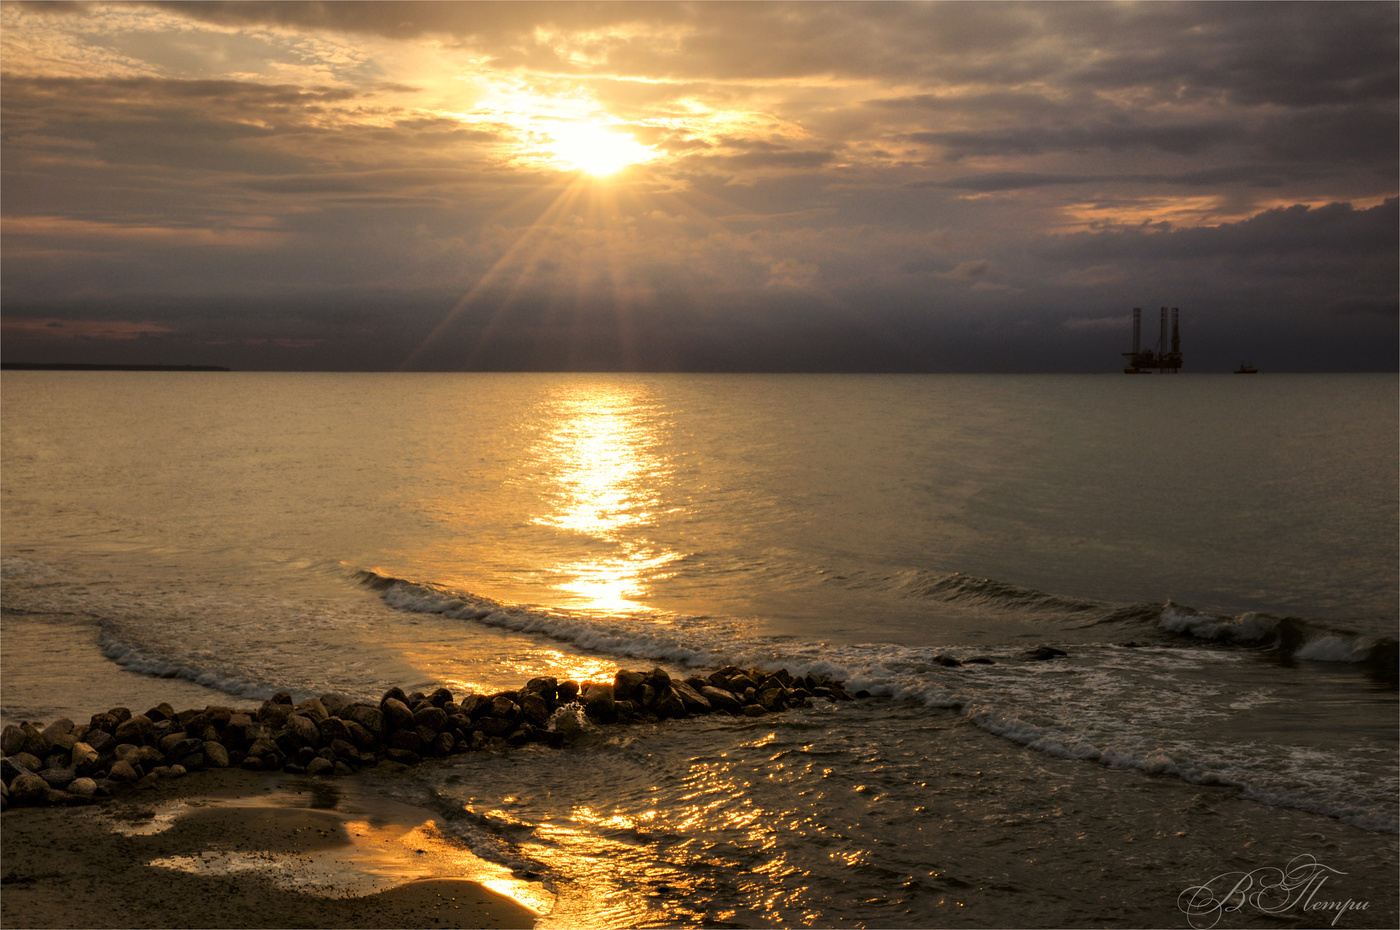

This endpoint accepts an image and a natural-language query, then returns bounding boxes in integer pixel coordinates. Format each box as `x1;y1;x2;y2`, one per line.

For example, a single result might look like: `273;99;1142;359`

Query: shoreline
1;767;539;929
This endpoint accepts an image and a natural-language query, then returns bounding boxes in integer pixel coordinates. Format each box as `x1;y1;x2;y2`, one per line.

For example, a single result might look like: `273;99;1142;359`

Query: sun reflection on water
529;383;681;613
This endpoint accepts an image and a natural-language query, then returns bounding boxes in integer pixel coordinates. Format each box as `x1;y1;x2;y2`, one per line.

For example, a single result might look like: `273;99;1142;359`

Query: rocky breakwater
1;665;859;810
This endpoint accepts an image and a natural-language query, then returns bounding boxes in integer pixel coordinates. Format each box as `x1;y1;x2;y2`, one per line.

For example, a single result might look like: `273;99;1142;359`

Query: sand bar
0;768;540;929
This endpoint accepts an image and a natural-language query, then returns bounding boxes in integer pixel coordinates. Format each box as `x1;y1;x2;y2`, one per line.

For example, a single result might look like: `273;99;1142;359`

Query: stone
159;731;191;755
203;741;230;768
319;693;353;717
413;705;449;732
88;711;119;734
579;683;615;722
427;687;455;707
459;694;493;719
613;670;648;703
2;756;35;785
343;720;377;749
474;716;515;738
39;765;77;790
521;678;557;701
144;702;177;723
757;687;787;711
107;707;132;725
343;703;385;737
1021;645;1068;661
203;705;234;727
83;729;118;755
10;773;51;804
332;761;355;777
381;686;410;706
67;777;97;800
645;667;673;696
699;686;743;714
432;732;455;756
107;760;141;783
3;724;28;755
653;691;687;719
741;704;766;717
257;701;293;729
382;697;415;732
933;654;962;667
388;729;422;752
10;751;44;774
284;714;321;747
41;718;76;742
319;716;352;745
269;691;294;705
293;698;328;723
114;714;156;746
520;694;552;727
306;757;334;777
489;695;520;719
20;723;52;757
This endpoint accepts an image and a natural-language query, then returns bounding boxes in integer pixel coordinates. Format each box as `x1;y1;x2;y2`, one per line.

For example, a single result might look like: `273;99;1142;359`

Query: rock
430;732;455;756
107;707;132;725
757;687;788;711
933;654;962;667
653;691;687;719
39;765;77;790
343;703;385;737
382;697;415;732
329;738;359;761
88;711;119;734
519;694;552;727
20;723;52;757
67;777;97;800
143;702;177;723
257;701;293;729
293;698;328;723
426;687;455;707
699;686;743;714
10;773;51;804
2;724;28;756
381;687;410;706
579;683;615;723
203;741;230;768
158;731;191;755
319;716;352;745
1021;645;1068;661
459;694;492;719
613;670;648;703
319;693;353;717
269;691;294;706
332;761;355;777
107;760;141;783
284;713;321;747
646;667;673;695
2;756;33;785
41;718;76;742
489;695;520;719
741;704;767;717
388;729;422;752
413;705;449;732
163;738;204;764
10;751;44;774
83;729;117;754
203;706;234;727
964;657;996;665
114;714;156;746
343;720;377;749
306;757;334;777
557;680;580;703
474;717;515;738
384;748;422;766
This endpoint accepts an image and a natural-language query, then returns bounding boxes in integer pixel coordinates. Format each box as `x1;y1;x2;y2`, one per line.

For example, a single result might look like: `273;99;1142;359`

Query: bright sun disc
548;123;653;176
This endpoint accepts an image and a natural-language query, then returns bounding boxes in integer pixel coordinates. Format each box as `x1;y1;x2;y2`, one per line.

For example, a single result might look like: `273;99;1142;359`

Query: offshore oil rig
1123;306;1182;373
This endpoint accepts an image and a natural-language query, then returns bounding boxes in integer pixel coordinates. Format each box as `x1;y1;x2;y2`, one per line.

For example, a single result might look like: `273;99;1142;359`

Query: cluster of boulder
1;665;860;810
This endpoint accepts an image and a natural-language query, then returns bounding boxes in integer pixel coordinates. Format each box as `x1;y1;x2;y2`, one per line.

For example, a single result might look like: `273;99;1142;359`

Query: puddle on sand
98;778;554;916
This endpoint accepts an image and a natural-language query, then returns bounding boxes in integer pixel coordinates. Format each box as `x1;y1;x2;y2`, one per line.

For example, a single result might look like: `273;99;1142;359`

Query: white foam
1294;635;1369;663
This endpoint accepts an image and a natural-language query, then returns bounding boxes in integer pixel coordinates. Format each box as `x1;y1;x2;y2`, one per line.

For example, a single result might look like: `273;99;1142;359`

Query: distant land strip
1;363;231;371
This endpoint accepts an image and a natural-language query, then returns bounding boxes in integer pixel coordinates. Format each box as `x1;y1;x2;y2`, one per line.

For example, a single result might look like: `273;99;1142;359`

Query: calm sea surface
3;372;1397;927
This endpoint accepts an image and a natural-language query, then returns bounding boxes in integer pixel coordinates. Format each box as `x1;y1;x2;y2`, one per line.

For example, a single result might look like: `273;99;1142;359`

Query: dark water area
3;372;1396;926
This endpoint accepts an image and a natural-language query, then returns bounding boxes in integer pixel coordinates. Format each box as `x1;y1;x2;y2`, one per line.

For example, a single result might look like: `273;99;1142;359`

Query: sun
546;122;654;176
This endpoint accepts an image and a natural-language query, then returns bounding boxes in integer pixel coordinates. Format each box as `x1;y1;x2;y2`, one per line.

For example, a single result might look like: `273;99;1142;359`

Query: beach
3;371;1396;927
1;767;537;929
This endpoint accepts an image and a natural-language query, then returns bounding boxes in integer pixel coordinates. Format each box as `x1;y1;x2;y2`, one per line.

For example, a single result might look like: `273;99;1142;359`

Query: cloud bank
2;1;1395;370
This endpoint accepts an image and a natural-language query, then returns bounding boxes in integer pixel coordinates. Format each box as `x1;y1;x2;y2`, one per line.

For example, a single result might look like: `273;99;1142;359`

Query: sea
2;371;1396;928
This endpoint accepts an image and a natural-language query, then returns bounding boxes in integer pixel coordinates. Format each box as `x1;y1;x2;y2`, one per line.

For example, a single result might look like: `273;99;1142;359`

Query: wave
1159;604;1398;685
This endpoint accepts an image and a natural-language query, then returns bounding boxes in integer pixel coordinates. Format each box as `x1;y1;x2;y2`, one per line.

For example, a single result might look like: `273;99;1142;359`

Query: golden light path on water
530;382;682;614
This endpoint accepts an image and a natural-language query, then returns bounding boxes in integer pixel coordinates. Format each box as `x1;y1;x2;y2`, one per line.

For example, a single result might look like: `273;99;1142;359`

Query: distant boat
1234;363;1258;374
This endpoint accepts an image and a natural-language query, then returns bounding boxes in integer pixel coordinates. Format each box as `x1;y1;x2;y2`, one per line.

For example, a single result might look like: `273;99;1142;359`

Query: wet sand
0;768;539;929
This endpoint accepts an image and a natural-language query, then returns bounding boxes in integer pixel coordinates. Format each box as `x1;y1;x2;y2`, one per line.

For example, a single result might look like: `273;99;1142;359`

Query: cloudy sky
2;1;1395;371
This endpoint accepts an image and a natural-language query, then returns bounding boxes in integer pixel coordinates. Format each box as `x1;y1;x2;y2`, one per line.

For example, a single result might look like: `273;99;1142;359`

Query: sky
1;1;1396;372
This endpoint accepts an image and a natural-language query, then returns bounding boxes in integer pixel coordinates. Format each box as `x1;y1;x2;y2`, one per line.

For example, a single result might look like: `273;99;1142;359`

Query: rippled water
3;371;1396;926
